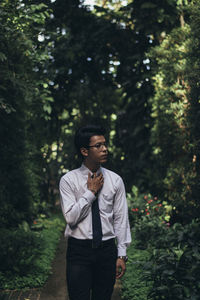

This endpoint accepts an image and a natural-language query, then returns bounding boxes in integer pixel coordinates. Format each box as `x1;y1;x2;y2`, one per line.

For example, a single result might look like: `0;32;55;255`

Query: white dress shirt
59;164;131;256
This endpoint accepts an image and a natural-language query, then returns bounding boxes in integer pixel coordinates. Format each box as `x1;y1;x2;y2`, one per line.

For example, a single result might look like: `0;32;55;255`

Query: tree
147;0;200;223
0;0;51;227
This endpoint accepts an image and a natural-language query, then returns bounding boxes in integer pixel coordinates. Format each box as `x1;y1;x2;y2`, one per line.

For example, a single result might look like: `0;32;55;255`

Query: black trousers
66;237;117;300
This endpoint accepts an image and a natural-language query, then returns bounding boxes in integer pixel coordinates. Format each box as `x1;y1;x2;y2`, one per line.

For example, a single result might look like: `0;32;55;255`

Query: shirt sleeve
113;177;132;256
59;176;96;228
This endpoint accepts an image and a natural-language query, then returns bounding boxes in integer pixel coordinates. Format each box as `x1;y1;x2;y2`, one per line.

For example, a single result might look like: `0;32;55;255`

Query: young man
59;125;131;300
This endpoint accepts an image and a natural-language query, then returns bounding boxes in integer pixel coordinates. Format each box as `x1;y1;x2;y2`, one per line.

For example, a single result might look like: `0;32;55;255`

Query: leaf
141;2;157;9
43;104;52;114
0;52;7;61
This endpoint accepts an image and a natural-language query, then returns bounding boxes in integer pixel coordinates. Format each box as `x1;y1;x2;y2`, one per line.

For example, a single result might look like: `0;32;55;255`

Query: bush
133;215;169;250
143;220;200;299
0;214;65;289
127;186;172;228
0;228;42;276
125;186;200;299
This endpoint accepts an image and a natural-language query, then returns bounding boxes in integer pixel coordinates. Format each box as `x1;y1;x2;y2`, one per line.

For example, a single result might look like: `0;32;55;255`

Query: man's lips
101;154;108;159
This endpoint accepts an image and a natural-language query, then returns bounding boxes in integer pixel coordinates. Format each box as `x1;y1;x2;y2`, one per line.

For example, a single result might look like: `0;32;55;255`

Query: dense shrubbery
143;220;200;299
121;3;200;298
127;186;171;225
123;187;200;300
0;228;42;276
0;214;65;289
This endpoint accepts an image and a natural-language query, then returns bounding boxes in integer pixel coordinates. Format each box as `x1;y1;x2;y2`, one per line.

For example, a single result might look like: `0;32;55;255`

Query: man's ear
80;147;88;158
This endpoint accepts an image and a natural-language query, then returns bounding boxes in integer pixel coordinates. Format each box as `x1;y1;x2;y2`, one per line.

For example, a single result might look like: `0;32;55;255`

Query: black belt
68;237;115;249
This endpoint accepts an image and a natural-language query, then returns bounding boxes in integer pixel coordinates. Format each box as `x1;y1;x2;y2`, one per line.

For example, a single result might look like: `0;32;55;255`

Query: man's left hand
116;258;126;279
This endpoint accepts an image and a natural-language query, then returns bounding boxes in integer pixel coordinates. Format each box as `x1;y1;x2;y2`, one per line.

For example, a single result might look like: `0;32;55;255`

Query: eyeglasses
88;142;108;151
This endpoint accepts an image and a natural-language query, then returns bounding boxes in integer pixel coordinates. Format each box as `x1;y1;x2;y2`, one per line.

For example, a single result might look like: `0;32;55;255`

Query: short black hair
74;125;106;158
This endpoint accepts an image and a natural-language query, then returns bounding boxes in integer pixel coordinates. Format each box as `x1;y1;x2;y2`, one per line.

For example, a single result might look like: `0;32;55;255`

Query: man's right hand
87;172;104;195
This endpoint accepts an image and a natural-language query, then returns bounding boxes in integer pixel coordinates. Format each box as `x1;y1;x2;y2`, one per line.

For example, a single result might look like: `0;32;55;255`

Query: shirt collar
80;163;102;176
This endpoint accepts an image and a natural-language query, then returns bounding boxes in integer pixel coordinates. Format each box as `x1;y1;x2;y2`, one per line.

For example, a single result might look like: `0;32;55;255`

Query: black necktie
91;182;102;248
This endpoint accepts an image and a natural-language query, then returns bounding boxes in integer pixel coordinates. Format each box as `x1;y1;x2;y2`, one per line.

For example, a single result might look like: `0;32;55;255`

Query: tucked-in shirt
59;164;131;256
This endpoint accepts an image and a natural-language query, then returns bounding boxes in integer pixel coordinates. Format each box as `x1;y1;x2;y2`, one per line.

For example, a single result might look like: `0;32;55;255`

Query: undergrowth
121;235;152;300
0;213;65;290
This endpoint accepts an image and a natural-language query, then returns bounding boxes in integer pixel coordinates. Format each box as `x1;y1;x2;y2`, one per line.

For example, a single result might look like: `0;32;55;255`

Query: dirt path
40;235;122;300
39;235;68;300
0;235;122;300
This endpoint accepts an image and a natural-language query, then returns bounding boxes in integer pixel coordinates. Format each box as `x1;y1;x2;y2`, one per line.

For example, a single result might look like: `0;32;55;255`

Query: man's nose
102;145;108;151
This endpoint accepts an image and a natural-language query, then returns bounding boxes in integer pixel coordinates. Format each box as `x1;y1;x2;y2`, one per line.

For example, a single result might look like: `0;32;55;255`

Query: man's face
84;135;108;164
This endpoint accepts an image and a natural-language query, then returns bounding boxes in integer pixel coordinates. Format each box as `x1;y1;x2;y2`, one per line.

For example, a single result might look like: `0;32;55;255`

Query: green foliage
113;0;180;192
147;0;200;223
0;228;41;276
0;0;199;227
0;214;65;289
185;0;200;223
125;188;200;299
127;185;172;228
121;235;151;300
126;186;171;251
0;0;52;227
143;220;200;299
39;0;183;193
148;25;190;196
134;216;170;250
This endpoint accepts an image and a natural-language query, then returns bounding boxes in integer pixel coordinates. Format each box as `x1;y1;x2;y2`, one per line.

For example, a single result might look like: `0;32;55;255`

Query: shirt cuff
82;189;96;204
117;247;127;256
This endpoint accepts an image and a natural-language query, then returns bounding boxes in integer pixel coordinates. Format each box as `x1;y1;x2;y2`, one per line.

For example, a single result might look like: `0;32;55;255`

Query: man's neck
83;160;100;173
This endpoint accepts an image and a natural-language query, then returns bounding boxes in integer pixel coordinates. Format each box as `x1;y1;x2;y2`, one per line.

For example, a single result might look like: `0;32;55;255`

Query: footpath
0;235;121;300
